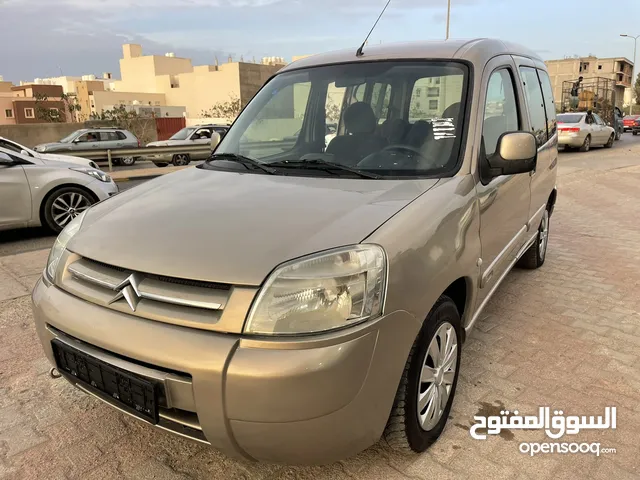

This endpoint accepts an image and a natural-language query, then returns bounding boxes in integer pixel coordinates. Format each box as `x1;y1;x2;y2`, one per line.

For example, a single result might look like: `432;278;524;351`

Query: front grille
61;256;232;331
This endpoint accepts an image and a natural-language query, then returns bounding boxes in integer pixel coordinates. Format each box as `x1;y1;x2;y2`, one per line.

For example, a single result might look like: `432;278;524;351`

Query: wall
238;63;281;105
13;99;67;124
0;120;155;147
0;82;13;93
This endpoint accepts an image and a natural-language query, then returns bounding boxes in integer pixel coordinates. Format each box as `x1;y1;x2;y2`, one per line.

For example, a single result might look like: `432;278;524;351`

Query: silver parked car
33;39;557;464
33;128;140;166
145;125;224;167
0;136;100;169
0;146;118;233
557;112;615;151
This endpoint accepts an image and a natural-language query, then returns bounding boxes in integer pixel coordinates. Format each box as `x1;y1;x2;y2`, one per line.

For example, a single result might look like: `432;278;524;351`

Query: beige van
32;38;558;465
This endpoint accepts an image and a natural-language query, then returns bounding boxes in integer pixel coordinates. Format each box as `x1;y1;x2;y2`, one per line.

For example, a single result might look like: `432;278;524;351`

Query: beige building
545;56;634;108
19;74;115;95
112;44;285;117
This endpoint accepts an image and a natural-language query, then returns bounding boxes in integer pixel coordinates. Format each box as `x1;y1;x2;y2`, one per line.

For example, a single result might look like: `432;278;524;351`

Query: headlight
71;167;111;182
45;211;86;283
245;245;387;335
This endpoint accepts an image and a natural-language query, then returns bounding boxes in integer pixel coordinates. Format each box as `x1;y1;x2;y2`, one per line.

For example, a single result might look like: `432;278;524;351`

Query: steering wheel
358;144;427;169
381;144;427;158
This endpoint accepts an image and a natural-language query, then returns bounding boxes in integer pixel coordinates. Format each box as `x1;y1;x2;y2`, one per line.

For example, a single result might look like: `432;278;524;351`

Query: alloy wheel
121;156;135;166
417;322;458;431
51;192;91;229
173;154;189;166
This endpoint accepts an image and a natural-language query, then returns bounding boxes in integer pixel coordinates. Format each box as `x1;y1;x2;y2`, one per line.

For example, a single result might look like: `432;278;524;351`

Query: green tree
34;92;82;123
200;94;243;123
634;73;640;106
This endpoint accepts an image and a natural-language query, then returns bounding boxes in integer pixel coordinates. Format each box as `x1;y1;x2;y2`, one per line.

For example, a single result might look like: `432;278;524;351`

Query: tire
153;162;169;168
517;208;550;269
633;131;638;136
111;158;121;166
172;154;190;166
579;135;591;152
119;156;136;166
615;130;621;141
43;187;96;234
384;295;462;453
604;134;614;148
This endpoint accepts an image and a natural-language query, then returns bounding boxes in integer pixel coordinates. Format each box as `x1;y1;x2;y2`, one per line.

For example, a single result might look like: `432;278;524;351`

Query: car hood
34;142;66;151
38;152;94;167
69;168;438;285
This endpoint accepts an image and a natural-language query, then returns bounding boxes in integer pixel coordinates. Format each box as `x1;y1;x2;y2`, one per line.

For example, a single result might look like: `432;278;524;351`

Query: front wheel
517;208;550;269
633;131;638;136
579;135;591;152
172;154;190;166
384;296;462;453
604;134;614;148
119;156;136;166
43;187;96;233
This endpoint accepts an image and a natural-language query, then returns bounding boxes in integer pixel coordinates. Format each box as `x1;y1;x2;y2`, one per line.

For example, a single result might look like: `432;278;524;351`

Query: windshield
170;127;196;140
215;61;468;178
59;131;81;143
557;114;584;124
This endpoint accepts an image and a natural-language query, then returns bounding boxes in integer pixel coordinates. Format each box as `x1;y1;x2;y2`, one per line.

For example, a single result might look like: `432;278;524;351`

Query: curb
113;174;162;183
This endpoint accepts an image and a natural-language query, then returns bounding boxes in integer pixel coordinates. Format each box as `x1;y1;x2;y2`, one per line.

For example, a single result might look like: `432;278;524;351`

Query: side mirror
20;149;32;157
0;152;15;166
483;132;537;181
210;133;221;152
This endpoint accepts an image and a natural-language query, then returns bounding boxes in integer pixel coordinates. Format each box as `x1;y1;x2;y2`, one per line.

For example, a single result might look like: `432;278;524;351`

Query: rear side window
537;70;557;139
482;69;519;157
115;131;127;140
519;67;548;146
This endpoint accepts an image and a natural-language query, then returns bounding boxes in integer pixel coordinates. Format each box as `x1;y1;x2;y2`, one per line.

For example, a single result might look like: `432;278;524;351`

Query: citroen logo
109;273;143;312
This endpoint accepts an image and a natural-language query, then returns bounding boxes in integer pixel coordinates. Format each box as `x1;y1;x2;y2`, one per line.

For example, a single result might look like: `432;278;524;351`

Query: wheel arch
39;183;100;227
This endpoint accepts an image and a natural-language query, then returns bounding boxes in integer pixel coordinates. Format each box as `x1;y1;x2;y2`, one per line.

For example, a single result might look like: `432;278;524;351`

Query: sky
2;0;640;83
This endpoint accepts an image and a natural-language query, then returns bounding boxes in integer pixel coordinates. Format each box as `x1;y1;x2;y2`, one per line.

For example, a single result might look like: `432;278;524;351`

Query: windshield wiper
206;153;277;175
269;159;382;179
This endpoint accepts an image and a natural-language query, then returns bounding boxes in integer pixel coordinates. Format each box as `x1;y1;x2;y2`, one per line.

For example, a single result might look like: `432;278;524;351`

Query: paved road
0;179;148;258
0;135;639;478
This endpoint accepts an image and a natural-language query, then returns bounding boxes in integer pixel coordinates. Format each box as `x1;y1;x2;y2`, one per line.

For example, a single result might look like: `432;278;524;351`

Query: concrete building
19;74;115;94
545;56;634;108
0;85;68;125
112;44;286;117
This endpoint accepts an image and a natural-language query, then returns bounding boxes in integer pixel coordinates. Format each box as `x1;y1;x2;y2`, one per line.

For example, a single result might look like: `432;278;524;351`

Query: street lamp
446;0;452;40
620;34;639;115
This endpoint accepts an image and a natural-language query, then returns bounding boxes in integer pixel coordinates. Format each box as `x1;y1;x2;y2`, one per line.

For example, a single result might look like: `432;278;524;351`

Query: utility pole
445;0;451;40
620;34;639;115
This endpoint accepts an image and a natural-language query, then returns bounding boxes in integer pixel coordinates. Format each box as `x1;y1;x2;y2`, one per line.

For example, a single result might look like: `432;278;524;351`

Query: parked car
557;112;615;151
0;136;99;169
145;125;225;167
630;117;640;135
0;146;117;233
33;128;140;166
33;38;557;465
623;114;639;132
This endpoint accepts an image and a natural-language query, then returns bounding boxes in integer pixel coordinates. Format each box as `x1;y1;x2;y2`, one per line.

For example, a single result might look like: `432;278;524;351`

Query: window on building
24;108;34;118
598;65;602;70
483;69;519;157
4;109;13;118
415;88;422;96
520;66;549;146
429;99;439;110
427;87;440;97
154;101;161;106
435;78;441;85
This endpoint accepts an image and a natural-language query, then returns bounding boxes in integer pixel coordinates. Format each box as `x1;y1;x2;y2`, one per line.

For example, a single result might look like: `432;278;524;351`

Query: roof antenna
356;0;391;57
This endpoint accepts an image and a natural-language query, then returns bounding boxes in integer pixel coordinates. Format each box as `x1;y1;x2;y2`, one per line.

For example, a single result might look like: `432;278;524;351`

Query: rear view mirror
483;132;537;181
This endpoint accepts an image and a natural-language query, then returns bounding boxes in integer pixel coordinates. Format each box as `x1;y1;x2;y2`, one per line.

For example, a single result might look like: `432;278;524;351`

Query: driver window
0;140;21;153
483;69;519;157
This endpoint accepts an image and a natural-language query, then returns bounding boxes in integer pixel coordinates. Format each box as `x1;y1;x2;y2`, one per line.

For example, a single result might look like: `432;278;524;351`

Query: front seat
326;102;387;166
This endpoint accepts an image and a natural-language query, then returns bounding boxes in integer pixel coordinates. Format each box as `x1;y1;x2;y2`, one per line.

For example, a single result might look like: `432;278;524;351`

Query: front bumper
32;278;418;464
88;179;119;200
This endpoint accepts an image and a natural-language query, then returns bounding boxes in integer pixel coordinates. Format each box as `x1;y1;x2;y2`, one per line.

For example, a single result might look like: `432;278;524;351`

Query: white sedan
557;112;615;152
0;136;100;168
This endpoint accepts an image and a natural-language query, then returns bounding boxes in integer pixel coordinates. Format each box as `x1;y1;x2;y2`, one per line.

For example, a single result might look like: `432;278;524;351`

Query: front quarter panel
366;175;481;331
23;165;95;227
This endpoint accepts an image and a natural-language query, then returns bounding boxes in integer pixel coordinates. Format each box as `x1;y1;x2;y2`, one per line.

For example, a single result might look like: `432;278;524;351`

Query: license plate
51;339;158;423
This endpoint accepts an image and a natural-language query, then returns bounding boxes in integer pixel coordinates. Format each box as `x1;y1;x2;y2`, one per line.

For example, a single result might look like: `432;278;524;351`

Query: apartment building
111;44;285;117
0;84;68;125
545;56;634;108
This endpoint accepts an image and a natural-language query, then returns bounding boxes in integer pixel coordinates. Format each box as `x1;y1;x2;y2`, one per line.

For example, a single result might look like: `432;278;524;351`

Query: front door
475;57;532;303
0;155;31;228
